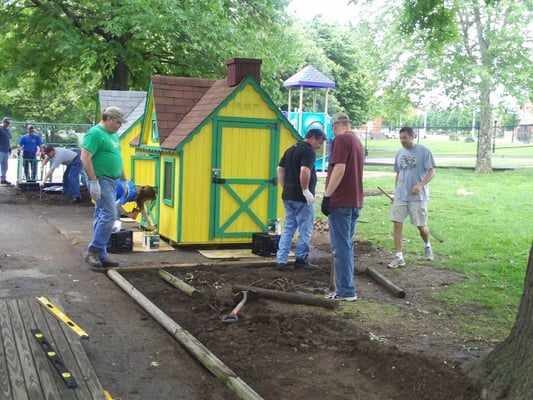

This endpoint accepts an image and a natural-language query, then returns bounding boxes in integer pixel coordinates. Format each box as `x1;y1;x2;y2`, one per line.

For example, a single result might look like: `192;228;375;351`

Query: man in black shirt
276;128;326;271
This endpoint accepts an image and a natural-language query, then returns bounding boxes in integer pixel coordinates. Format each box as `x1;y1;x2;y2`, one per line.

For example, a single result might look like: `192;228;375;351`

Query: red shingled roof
151;75;239;150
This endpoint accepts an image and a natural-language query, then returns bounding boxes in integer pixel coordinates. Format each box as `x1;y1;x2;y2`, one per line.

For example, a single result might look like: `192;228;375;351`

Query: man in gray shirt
42;145;83;202
388;126;436;268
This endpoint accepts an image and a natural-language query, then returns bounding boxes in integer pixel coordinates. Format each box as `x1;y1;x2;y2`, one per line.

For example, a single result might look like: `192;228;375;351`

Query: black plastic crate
251;233;280;257
107;229;133;253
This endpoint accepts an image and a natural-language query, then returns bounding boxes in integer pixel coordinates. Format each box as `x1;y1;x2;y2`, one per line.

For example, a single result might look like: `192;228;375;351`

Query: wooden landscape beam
232;284;339;309
107;270;264;400
366;267;406;298
159;269;201;298
111;259;276;272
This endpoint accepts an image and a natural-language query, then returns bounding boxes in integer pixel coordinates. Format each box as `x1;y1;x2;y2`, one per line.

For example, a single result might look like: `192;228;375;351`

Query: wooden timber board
0;298;105;400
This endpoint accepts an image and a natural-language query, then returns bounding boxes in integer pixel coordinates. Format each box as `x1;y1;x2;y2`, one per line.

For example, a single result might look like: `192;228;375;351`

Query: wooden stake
159;269;200;298
232;284;339;310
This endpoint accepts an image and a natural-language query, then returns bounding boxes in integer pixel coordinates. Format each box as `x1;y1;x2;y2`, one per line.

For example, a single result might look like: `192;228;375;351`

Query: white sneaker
424;246;434;261
324;291;357;301
324;291;336;299
387;256;405;269
336;295;358;302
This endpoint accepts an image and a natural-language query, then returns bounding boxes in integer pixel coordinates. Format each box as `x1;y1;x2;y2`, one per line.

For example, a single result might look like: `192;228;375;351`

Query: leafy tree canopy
0;0;299;122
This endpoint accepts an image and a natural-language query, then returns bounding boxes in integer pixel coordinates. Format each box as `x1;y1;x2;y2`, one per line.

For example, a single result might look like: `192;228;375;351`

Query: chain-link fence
6;121;92;150
5;121;91;186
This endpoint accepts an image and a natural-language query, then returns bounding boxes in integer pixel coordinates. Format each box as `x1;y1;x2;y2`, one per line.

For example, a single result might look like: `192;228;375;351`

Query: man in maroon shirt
321;112;365;301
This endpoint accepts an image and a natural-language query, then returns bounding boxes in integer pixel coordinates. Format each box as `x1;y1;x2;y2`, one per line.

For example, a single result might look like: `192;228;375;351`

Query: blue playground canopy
283;65;336;89
283;66;336;171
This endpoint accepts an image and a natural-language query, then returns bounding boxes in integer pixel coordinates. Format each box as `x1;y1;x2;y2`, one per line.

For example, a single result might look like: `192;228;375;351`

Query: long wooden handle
377;186;394;201
329;254;336;292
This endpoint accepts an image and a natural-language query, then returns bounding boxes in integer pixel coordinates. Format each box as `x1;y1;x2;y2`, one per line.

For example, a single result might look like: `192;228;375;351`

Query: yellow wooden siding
178;122;214;244
132;157;157;187
218;84;277;119
141;95;155;146
120;126;141;179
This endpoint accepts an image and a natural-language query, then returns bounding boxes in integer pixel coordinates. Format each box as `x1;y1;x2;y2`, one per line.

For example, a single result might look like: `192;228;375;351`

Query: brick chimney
225;58;262;87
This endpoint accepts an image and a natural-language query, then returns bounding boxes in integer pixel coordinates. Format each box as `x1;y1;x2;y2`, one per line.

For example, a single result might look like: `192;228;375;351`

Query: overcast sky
287;0;361;23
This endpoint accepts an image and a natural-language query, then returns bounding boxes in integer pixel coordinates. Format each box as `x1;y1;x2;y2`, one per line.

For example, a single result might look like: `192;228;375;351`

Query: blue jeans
22;152;38;181
329;207;361;297
88;177;117;258
0;151;8;181
62;156;82;199
276;200;315;263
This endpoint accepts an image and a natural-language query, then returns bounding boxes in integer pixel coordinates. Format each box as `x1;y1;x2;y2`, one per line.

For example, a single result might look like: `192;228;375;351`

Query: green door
210;118;280;239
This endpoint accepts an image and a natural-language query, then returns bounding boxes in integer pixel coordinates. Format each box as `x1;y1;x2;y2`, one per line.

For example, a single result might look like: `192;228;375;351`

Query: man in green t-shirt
81;106;129;271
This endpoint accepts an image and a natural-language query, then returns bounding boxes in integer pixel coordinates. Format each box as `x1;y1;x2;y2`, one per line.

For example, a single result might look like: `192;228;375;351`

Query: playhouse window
151;119;159;142
162;158;174;206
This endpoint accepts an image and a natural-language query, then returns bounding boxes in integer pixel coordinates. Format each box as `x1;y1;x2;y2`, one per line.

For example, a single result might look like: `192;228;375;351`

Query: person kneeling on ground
42;145;83;203
114;179;157;231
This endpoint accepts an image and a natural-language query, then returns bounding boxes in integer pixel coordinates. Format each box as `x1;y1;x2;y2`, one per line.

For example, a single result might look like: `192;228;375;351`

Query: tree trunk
466;242;533;399
104;58;129;90
475;81;493;173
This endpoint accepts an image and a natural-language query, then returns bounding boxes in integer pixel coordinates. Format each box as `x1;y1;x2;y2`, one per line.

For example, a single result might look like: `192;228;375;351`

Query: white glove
120;180;129;198
89;180;101;201
302;189;315;205
112;220;122;233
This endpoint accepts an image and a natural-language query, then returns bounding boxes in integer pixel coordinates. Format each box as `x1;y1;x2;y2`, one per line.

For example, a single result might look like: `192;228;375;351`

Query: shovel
221;291;248;324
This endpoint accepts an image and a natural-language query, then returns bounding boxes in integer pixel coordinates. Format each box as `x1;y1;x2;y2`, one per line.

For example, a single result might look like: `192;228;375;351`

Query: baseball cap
28;125;35;131
2;117;11;123
103;106;127;123
332;112;350;125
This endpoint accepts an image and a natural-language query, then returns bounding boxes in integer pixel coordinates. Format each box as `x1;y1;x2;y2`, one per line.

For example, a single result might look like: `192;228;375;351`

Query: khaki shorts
390;200;428;226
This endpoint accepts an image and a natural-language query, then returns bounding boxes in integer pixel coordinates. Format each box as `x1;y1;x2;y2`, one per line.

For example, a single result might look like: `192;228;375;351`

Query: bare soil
5;186;485;399
122;223;485;400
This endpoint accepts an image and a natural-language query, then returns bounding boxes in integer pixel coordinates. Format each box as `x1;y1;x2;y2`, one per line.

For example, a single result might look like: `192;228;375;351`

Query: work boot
100;257;119;267
85;250;102;268
294;257;318;270
277;262;289;271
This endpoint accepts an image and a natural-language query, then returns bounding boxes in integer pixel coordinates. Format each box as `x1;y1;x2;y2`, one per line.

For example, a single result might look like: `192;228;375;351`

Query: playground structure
282;65;335;171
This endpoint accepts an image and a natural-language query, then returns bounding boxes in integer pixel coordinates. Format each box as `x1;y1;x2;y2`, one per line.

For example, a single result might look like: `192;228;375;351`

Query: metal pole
492;119;497;153
364;127;368;156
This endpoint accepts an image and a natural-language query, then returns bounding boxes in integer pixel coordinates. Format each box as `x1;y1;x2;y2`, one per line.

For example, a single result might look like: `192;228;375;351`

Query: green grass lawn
317;150;533;342
362;167;532;341
364;136;533;168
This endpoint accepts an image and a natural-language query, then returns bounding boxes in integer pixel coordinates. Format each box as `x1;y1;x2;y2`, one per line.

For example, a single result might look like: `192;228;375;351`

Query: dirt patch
120;223;483;400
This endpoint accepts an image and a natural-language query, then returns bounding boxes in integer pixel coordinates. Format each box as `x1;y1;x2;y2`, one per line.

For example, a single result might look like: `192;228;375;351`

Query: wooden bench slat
0;301;16;399
19;298;66;400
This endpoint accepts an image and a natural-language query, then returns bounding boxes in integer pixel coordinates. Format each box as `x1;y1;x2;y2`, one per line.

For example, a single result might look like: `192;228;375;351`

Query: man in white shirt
42;145;83;203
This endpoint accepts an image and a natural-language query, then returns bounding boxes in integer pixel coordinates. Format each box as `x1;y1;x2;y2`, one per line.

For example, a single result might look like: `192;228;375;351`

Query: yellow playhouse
130;58;301;245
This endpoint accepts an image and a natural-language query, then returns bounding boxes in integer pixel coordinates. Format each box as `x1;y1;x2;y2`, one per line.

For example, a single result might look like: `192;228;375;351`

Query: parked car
384;130;399;139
